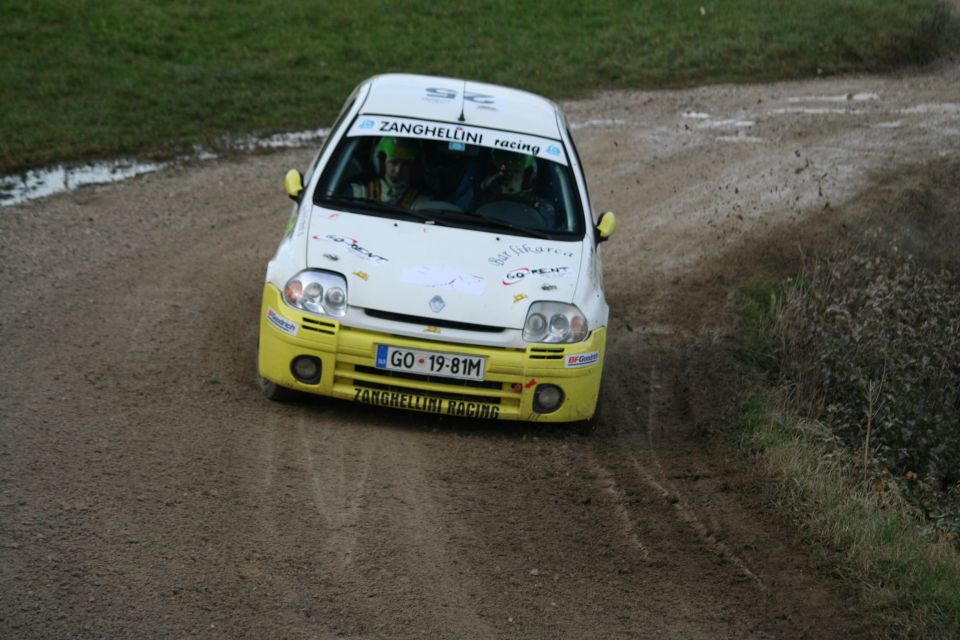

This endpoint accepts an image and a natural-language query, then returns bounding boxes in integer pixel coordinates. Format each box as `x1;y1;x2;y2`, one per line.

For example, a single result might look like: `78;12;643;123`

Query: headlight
522;302;588;343
283;270;348;317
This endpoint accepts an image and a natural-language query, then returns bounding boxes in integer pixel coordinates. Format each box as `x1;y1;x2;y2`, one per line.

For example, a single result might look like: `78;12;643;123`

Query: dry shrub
774;249;960;538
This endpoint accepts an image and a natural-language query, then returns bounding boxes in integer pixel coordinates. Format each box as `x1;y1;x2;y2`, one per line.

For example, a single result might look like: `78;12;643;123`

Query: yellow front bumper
257;284;606;422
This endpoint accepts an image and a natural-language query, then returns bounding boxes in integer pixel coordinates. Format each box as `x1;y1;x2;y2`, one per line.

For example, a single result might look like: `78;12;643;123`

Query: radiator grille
364;308;504;333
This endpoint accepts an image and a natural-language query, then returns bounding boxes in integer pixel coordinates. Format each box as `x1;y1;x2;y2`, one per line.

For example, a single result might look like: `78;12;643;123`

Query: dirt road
2;59;958;639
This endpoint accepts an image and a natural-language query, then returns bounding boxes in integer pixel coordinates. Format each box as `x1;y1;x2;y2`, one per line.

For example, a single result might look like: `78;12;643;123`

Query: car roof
357;73;563;140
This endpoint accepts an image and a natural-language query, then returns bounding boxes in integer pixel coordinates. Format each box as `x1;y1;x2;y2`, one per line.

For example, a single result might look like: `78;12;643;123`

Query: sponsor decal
353;388;500;419
424;87;495;104
346;116;566;165
353;271;369;281
380;120;482;144
525;378;537;389
314;234;388;264
423;326;441;334
402;265;485;297
565;352;600;368
492;137;540;158
502;266;571;285
513;293;528;304
323;253;339;261
424;87;457;102
266;307;298;336
488;243;576;267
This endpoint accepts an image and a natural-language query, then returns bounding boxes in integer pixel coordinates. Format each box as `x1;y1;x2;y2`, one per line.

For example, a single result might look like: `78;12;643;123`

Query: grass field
1;0;956;173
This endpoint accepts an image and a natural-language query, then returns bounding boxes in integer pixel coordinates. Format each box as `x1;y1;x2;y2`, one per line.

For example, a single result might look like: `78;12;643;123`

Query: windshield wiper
461;210;552;239
319;195;447;226
319;195;551;239
414;205;552;239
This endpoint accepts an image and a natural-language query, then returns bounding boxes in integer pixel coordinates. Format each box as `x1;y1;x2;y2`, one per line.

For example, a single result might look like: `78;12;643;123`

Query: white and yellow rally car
258;73;616;422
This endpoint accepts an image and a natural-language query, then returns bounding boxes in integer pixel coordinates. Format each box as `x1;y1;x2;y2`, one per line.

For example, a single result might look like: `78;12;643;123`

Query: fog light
291;356;322;385
533;384;564;413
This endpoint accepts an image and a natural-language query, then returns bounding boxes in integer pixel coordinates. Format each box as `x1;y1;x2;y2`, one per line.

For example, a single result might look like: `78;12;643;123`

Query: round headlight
284;279;303;305
528;313;546;333
570;315;587;342
549;313;570;339
304;282;323;300
325;286;346;308
291;355;322;384
533;384;565;413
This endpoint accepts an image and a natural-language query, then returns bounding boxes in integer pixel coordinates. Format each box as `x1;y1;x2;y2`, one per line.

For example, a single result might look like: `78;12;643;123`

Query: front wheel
257;339;301;402
257;374;301;402
570;389;605;436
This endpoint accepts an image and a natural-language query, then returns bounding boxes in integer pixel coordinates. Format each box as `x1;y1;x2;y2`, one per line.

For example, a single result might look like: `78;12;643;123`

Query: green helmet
491;149;536;173
489;150;537;193
374;137;420;163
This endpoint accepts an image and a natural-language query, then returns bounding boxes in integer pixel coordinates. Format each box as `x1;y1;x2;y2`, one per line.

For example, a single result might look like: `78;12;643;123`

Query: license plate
375;345;486;381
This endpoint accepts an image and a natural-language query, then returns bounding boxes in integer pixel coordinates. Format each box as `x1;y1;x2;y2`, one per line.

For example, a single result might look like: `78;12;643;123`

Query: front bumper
257;283;605;422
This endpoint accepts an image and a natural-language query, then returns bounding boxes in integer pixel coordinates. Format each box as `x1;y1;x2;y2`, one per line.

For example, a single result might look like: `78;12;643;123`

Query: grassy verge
1;0;957;173
734;274;960;638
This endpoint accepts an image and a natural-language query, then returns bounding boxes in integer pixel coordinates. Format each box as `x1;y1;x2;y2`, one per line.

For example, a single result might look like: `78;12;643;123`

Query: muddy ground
1;59;959;639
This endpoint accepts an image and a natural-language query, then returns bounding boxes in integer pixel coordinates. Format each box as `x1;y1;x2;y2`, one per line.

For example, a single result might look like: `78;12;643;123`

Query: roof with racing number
357;74;564;141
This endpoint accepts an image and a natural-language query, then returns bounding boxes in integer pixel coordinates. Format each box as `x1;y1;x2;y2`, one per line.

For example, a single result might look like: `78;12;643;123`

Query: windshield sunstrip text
349;116;567;165
379;121;482;144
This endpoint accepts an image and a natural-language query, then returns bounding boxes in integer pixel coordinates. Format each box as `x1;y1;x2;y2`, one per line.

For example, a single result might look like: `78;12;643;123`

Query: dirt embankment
1;59;958;639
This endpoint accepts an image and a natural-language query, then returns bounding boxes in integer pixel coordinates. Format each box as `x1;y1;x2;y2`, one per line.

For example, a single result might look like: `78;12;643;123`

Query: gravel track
2;59;958;638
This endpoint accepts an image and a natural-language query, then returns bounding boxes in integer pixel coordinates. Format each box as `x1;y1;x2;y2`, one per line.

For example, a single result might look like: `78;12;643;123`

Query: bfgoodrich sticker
266;307;298;336
565;352;600;368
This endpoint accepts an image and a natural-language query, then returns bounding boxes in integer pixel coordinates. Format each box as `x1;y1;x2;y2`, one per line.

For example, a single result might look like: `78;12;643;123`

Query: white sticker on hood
401;265;486;297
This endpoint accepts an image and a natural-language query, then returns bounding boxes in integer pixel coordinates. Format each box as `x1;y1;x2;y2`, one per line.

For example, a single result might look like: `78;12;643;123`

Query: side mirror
596;211;617;242
284;169;304;202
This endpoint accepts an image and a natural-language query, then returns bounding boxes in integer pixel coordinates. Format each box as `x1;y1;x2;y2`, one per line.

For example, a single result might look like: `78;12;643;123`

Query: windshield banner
347;116;568;166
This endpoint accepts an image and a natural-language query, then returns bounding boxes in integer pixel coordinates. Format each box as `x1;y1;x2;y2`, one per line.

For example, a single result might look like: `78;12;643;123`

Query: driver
473;149;555;223
351;136;429;208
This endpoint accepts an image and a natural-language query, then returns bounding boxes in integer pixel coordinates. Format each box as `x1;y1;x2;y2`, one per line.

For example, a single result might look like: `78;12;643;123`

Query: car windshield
313;124;585;239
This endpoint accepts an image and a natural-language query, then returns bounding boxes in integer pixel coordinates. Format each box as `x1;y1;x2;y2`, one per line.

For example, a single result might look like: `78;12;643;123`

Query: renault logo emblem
429;295;445;313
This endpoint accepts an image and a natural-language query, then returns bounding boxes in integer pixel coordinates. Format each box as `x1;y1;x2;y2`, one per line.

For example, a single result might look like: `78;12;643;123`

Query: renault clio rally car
258;73;616;422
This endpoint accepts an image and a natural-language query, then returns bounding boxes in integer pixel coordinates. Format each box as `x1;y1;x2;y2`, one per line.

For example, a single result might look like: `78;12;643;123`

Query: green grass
737;394;960;638
1;0;957;173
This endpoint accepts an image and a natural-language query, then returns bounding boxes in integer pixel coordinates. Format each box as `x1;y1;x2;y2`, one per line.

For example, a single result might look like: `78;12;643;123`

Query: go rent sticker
348;116;567;165
565;352;600;368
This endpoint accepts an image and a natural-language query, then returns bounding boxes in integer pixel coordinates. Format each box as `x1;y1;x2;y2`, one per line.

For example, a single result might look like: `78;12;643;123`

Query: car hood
306;208;583;329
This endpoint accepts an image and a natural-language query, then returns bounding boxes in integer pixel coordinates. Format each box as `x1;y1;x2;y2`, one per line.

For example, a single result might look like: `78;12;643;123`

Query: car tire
571;392;604;436
256;339;301;402
258;374;301;403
